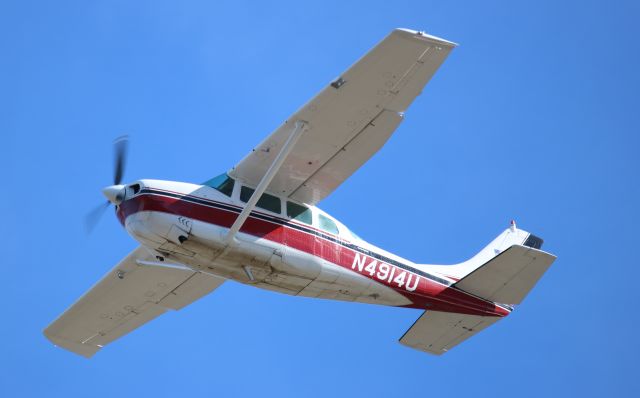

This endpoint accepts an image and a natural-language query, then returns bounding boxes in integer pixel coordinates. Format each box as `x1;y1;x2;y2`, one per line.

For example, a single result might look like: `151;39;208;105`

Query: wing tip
43;328;100;359
393;28;459;47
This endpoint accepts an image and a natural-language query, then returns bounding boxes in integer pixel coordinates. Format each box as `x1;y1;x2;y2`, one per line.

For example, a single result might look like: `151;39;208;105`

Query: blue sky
2;1;639;396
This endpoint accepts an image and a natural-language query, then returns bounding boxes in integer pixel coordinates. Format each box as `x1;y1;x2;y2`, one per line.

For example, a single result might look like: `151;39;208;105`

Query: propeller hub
102;184;126;205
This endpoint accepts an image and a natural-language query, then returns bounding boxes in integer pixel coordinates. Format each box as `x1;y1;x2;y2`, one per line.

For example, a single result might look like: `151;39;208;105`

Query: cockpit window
203;173;235;197
318;214;339;235
287;201;312;225
240;186;281;214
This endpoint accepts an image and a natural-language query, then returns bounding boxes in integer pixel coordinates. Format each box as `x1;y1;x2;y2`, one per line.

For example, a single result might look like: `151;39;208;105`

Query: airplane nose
102;184;126;204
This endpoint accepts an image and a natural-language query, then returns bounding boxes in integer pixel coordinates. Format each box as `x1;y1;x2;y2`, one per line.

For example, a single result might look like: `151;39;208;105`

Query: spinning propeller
84;136;129;233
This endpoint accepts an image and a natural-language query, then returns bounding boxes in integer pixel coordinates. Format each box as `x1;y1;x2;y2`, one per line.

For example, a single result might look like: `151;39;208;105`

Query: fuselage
116;178;509;317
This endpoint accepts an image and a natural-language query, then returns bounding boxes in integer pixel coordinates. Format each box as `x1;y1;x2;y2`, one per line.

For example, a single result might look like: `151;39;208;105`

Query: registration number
351;253;420;292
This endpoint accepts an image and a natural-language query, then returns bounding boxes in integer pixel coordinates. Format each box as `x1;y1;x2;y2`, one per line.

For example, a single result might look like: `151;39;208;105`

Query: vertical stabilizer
424;222;543;281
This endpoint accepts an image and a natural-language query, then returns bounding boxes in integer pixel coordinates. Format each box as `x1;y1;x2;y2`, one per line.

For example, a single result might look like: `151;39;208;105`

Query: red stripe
118;193;509;317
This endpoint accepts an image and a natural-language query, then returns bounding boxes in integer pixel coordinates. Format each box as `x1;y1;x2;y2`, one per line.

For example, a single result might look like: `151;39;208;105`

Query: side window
240;186;281;214
318;214;339;235
203;173;235;197
287;201;312;225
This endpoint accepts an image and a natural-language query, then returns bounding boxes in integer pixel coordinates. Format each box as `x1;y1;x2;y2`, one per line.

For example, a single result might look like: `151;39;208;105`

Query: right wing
230;28;456;205
44;247;225;358
399;311;501;355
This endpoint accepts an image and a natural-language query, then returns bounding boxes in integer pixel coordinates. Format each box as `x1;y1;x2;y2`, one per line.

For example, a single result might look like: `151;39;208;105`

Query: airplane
44;28;556;358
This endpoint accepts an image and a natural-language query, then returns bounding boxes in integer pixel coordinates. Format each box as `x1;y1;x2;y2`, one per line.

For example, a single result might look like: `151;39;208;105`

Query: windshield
203;173;235;197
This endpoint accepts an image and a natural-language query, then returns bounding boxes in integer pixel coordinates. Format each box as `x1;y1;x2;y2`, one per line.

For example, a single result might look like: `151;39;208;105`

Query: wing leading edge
230;28;456;205
44;247;225;358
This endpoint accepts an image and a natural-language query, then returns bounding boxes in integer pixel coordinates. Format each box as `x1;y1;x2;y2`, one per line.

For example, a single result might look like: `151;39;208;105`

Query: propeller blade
84;201;110;234
113;135;129;185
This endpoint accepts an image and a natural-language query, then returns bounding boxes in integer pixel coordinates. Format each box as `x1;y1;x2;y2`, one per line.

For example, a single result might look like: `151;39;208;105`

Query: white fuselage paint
121;179;414;307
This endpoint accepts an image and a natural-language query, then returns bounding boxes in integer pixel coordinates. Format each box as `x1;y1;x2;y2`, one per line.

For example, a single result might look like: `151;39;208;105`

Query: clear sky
2;1;639;396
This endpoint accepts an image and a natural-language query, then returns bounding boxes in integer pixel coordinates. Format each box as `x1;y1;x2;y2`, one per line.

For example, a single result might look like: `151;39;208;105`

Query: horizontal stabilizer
400;311;501;355
454;245;556;305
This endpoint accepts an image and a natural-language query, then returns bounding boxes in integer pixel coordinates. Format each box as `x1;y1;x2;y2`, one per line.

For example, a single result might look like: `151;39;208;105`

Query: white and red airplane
45;28;556;358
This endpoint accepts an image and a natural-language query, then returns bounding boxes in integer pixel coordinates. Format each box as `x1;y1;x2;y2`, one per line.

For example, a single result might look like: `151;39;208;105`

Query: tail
400;222;556;355
425;221;545;283
425;221;555;306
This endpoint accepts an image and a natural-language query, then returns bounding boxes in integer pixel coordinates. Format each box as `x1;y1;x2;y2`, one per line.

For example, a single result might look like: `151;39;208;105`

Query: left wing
44;247;225;358
230;28;456;205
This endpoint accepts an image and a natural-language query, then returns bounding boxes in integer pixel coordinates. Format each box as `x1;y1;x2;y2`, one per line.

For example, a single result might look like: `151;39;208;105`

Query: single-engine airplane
45;28;556;358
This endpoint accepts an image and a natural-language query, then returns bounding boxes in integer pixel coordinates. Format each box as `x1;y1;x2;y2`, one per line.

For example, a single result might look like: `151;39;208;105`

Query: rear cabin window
240;186;281;214
203;173;235;197
287;201;312;225
318;214;339;235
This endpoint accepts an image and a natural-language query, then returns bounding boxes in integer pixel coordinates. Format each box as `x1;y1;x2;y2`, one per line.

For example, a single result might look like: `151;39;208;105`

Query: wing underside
44;247;225;357
230;28;456;205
